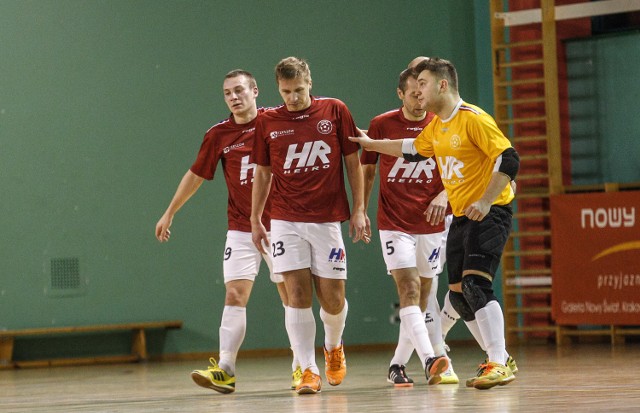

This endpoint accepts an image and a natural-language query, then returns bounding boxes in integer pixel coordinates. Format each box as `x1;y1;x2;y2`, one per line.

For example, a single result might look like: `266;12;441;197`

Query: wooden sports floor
2;342;640;412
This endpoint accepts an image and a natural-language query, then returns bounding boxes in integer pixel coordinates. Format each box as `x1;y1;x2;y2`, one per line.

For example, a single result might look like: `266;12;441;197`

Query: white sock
390;320;414;366
286;307;319;375
464;319;487;352
284;305;300;370
319;300;348;351
399;305;434;363
218;306;246;375
426;312;446;357
475;301;507;364
440;291;460;340
425;280;445;356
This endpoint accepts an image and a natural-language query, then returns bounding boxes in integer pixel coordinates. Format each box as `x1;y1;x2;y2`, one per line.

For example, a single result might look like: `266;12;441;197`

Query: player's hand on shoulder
348;128;373;149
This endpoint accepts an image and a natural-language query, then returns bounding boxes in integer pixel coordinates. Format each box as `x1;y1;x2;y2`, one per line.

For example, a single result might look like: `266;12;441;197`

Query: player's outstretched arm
348;128;403;158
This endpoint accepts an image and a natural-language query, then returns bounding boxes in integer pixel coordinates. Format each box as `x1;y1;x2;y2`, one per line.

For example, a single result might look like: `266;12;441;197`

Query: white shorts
223;230;283;283
379;230;443;278
270;220;347;279
439;214;453;269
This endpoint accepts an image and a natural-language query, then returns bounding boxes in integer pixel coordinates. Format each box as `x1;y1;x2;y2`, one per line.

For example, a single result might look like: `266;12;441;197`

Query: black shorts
446;204;512;285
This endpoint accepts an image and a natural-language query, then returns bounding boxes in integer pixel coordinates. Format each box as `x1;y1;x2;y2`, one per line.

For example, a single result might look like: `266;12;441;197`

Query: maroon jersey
361;108;445;234
190;108;271;232
252;97;359;223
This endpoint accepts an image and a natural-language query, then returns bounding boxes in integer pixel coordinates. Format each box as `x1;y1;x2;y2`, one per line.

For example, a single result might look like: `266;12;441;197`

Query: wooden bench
0;320;182;369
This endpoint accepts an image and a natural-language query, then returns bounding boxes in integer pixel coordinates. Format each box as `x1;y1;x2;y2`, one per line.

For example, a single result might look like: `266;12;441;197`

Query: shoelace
328;348;344;370
301;370;318;384
475;363;490;376
390;368;408;382
207;357;221;371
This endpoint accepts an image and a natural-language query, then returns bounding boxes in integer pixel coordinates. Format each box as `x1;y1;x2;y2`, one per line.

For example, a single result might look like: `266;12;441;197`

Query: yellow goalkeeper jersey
413;100;514;217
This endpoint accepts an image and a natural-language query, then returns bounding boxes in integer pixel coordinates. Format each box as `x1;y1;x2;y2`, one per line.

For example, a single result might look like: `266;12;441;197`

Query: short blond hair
275;56;311;83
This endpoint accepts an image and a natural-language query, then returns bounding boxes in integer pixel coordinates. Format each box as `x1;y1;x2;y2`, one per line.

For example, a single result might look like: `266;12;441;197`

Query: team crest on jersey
317;120;333;135
327;247;346;263
450;135;461;149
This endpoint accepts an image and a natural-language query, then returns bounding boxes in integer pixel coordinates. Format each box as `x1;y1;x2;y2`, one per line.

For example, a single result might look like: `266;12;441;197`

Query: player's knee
324;300;344;314
448;290;475;321
317;289;345;314
224;289;249;307
402;286;421;303
396;276;421;303
461;275;497;313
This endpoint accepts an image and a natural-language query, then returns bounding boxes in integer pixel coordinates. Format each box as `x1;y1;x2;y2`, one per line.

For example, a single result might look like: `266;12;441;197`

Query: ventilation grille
46;257;86;297
50;258;81;289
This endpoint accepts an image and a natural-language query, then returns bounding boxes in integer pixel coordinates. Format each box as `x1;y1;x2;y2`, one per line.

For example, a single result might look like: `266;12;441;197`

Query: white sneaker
440;361;459;384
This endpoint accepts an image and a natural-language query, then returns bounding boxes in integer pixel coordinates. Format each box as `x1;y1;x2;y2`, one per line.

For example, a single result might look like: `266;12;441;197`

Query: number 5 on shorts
386;241;395;255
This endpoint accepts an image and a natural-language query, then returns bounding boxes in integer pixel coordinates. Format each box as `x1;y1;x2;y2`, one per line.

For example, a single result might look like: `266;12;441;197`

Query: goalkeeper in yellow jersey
350;57;519;390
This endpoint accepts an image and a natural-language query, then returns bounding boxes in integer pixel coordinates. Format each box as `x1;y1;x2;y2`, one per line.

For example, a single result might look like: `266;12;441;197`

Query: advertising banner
551;191;640;325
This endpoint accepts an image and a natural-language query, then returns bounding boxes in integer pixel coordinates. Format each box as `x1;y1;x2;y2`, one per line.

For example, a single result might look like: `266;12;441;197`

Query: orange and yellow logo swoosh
591;241;640;261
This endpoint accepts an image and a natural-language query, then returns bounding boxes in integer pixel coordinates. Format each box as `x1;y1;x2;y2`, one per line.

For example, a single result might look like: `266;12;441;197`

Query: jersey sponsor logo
386;157;437;184
328;247;346;263
406;127;423;132
283;140;332;173
270;129;295;139
223;142;245;154
317;120;333;134
293;114;309;120
241;127;256;134
239;155;256;185
438;156;464;181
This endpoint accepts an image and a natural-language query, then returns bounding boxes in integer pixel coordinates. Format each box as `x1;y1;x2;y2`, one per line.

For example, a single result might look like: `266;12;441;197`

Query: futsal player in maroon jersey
250;57;368;394
362;67;454;387
155;70;299;394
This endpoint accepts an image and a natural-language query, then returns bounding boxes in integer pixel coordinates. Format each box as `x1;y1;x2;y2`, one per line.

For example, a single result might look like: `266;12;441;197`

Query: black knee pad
461;275;497;313
448;291;475;322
